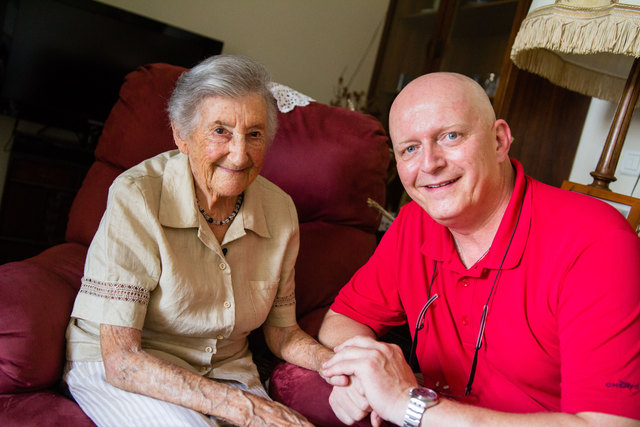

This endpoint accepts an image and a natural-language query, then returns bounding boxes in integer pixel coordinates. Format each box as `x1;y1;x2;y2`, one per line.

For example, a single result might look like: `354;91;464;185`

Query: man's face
173;93;268;199
389;78;507;228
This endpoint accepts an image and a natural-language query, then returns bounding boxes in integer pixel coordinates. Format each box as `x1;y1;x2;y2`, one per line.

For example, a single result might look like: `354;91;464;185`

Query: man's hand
321;336;418;426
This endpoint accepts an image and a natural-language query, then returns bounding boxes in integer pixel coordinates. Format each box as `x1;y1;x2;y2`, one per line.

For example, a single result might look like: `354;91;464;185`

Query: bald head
390;73;496;141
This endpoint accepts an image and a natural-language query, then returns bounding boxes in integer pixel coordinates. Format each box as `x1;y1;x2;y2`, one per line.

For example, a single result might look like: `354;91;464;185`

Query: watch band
402;387;439;427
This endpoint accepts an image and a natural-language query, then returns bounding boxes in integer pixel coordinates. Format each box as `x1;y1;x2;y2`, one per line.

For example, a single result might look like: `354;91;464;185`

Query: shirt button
204;346;213;353
223;301;231;309
462;280;470;287
461;316;469;326
219;263;227;270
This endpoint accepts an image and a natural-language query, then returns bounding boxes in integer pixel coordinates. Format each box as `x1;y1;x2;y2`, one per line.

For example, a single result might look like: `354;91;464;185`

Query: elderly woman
64;55;333;426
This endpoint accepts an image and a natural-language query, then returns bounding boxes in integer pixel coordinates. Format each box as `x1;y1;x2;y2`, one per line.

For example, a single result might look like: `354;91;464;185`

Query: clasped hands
321;336;419;427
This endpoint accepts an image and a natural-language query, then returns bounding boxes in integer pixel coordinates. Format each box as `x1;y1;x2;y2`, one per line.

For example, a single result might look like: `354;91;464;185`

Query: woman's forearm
100;324;309;426
263;324;335;372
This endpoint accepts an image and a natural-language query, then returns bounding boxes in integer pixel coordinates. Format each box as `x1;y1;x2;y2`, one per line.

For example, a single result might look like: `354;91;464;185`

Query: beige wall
97;0;390;104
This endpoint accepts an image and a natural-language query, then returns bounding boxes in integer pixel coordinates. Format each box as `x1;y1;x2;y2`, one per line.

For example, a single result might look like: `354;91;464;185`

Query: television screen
0;0;223;130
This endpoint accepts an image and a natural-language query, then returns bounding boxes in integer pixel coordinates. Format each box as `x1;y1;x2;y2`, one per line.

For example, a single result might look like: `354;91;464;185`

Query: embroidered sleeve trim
79;277;150;306
273;292;296;308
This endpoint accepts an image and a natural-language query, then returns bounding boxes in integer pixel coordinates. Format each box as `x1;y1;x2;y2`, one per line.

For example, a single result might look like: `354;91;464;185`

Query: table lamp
510;0;640;191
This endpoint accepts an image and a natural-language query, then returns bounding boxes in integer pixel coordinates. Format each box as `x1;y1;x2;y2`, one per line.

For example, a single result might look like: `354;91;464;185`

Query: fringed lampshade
510;0;640;190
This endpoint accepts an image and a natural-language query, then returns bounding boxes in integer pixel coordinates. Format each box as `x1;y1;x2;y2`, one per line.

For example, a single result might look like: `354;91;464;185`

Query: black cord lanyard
410;179;527;397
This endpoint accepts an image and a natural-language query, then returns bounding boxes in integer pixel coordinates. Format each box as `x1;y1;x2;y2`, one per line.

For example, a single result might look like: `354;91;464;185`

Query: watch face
411;387;439;402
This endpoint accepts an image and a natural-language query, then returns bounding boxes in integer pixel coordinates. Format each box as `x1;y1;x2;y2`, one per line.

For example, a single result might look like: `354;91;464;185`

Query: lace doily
268;82;315;113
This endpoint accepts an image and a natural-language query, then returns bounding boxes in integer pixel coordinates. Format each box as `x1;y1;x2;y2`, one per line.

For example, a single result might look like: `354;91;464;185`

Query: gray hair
168;54;278;141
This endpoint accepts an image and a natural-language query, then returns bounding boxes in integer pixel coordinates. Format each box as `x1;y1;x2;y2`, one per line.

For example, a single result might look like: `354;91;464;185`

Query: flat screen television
0;0;223;130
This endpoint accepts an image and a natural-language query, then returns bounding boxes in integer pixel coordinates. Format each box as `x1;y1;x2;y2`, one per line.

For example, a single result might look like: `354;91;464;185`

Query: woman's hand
240;394;313;427
327;375;372;425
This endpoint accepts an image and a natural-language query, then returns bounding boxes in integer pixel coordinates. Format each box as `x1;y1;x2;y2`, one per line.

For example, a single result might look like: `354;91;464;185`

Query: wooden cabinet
369;0;519;129
369;0;591;211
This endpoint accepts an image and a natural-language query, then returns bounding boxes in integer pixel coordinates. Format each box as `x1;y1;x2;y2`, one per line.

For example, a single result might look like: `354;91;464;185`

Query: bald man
318;73;640;426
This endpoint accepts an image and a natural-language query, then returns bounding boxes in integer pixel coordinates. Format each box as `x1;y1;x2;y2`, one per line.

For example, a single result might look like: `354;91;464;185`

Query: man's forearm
419;399;639;427
318;309;376;349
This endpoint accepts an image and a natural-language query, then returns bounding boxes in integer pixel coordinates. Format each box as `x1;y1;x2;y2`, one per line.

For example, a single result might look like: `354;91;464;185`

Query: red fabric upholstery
270;362;379;427
0;62;388;426
261;101;387;230
0;391;94;427
294;223;376;335
0;243;86;394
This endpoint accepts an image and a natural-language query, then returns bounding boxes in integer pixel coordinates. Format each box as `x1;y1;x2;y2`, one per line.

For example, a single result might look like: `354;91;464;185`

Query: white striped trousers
64;361;270;427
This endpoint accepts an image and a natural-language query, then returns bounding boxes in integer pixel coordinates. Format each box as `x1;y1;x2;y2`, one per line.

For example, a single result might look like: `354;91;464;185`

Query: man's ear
172;124;188;154
493;119;512;162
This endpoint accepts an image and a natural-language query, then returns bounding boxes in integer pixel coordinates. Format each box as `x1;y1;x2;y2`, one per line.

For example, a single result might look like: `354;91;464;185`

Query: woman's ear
172;124;189;154
493;119;512;162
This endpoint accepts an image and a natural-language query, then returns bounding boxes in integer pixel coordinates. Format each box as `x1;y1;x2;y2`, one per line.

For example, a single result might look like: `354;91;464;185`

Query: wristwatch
401;387;439;427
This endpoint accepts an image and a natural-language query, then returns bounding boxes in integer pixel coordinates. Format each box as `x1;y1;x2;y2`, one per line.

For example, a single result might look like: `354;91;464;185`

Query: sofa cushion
66;161;126;246
294;222;376;333
261;102;389;232
0;243;86;393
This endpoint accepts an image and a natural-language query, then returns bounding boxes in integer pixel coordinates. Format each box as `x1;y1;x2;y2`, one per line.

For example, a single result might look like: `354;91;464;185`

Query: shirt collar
158;151;272;240
159;151;199;228
421;158;531;276
223;177;272;243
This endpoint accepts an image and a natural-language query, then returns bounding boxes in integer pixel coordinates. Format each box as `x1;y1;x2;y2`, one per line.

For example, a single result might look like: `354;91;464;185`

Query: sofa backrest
66;63;388;245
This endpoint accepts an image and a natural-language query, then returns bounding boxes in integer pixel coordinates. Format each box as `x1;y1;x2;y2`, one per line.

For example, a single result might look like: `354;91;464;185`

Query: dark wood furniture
0;130;94;263
369;0;592;211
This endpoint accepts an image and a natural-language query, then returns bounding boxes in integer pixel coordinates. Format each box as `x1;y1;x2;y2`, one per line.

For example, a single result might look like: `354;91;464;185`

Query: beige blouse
66;150;298;389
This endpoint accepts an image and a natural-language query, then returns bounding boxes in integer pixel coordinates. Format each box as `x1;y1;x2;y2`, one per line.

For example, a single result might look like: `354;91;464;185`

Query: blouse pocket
248;281;279;328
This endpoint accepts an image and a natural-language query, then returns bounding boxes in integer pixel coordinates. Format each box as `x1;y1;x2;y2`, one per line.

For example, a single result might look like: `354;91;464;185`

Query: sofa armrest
0;243;87;394
0;390;94;426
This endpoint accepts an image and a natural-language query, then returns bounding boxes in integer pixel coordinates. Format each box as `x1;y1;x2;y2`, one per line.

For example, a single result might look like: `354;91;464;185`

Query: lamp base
589;57;640;190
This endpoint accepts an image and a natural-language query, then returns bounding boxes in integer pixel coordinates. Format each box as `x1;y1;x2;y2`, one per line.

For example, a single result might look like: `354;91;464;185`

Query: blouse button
461;316;469;326
219;263;227;270
217;334;224;340
204;346;213;353
223;301;231;309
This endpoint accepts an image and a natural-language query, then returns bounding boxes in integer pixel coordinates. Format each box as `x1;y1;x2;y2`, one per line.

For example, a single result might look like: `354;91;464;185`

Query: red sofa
0;63;389;426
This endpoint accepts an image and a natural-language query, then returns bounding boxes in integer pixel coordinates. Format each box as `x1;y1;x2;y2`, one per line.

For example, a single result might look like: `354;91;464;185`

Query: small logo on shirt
605;380;639;392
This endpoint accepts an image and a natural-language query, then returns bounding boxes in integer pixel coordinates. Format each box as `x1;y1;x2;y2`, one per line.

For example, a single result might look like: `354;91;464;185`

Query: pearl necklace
197;193;244;225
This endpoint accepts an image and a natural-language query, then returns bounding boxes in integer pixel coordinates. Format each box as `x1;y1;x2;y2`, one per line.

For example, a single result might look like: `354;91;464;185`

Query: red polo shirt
331;160;640;419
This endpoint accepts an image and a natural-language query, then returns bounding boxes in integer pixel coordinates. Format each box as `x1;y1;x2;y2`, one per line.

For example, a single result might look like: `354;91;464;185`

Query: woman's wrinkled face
173;93;268;199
